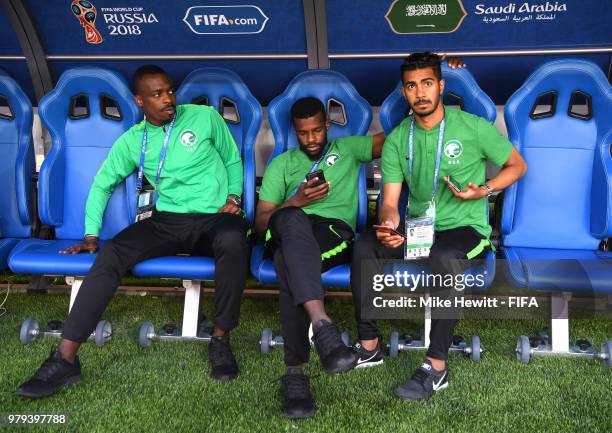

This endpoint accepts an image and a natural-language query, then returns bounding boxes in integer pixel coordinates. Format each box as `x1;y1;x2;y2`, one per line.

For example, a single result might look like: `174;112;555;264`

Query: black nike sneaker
353;338;384;369
208;335;239;381
394;359;448;401
311;320;358;374
16;349;82;398
281;368;315;419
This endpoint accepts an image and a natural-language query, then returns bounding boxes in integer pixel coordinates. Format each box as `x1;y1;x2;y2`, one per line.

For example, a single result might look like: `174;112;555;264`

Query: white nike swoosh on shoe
355;359;384;369
432;371;447;391
355;352;382;365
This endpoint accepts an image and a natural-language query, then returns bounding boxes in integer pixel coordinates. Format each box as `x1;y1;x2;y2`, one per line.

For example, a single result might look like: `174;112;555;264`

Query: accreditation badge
404;199;435;260
135;185;157;222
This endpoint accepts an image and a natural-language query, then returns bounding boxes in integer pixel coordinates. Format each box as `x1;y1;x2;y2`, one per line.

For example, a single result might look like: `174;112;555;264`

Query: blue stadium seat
9;67;140;308
250;69;372;286
0;69;34;270
501;59;612;363
131;68;262;342
379;64;497;360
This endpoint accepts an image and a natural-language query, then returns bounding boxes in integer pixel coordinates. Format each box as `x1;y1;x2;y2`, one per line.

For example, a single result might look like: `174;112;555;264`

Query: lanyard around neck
137;116;175;193
289;142;333;197
408;116;445;199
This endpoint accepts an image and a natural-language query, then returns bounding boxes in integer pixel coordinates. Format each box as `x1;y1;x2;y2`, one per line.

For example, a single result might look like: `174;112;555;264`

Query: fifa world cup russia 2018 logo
71;0;103;44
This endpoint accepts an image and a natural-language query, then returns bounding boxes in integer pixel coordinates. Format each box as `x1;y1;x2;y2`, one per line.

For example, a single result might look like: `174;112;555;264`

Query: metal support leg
20;276;111;346
181;280;201;338
424;293;431;348
550;292;571;353
66;277;83;312
516;291;611;365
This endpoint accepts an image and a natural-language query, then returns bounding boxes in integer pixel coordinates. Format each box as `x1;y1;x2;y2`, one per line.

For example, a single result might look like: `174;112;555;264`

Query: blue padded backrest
379;63;496;135
502;59;612;250
0;69;34;238
267;70;372;231
176;68;262;223
38;67;141;240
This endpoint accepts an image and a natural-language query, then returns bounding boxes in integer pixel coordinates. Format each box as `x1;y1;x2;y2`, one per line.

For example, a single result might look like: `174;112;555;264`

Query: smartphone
447;175;463;193
305;169;326;186
372;224;406;238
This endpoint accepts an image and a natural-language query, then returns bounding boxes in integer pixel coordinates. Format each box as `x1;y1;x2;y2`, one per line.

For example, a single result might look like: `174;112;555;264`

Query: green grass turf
0;292;610;433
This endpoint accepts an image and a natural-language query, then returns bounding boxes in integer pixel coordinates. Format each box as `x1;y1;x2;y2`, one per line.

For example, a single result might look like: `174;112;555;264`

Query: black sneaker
16;349;82;398
394;359;448;401
281;368;315;419
208;335;239;381
353;338;384;369
311;320;357;375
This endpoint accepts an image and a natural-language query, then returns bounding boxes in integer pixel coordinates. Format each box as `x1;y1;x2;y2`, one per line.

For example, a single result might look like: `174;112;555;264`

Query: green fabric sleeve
338;135;374;163
381;126;405;184
210;108;243;197
259;155;286;205
84;134;137;236
477;118;513;167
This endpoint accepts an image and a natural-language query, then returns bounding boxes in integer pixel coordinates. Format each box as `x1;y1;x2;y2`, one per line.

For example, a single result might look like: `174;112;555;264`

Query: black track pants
267;207;353;366
351;226;490;361
62;211;250;342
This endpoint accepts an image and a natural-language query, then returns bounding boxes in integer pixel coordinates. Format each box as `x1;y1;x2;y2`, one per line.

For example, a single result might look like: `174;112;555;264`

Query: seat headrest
176;67;262;154
267;69;372;163
39;66;141;139
504;59;611;149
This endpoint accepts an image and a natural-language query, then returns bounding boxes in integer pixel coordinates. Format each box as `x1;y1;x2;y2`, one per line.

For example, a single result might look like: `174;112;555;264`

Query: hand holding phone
445;175;463;193
372;224;406;239
373;223;406;248
293;170;329;207
305;169;326;187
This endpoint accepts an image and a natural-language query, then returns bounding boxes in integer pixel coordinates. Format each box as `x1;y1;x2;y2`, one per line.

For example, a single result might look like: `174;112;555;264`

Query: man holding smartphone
350;52;527;401
255;97;384;419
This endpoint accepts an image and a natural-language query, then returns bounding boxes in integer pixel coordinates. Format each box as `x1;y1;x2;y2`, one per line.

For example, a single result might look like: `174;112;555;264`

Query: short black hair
401;52;442;81
133;65;168;94
290;97;326;123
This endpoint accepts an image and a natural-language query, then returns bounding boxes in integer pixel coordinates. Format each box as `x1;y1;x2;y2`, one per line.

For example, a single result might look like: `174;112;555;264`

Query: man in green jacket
17;65;249;398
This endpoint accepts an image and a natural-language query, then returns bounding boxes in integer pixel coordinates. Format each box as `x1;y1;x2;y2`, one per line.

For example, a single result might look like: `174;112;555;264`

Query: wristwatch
227;194;242;206
481;182;494;197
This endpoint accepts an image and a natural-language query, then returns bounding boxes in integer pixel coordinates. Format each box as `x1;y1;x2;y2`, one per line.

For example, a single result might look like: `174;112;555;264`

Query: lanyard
307;142;332;175
408;116;445;199
136;116;175;193
290;142;333;196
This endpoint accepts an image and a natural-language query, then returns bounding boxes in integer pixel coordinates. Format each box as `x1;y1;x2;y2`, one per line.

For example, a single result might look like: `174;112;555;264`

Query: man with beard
254;97;384;418
351;52;527;401
17;65;250;398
